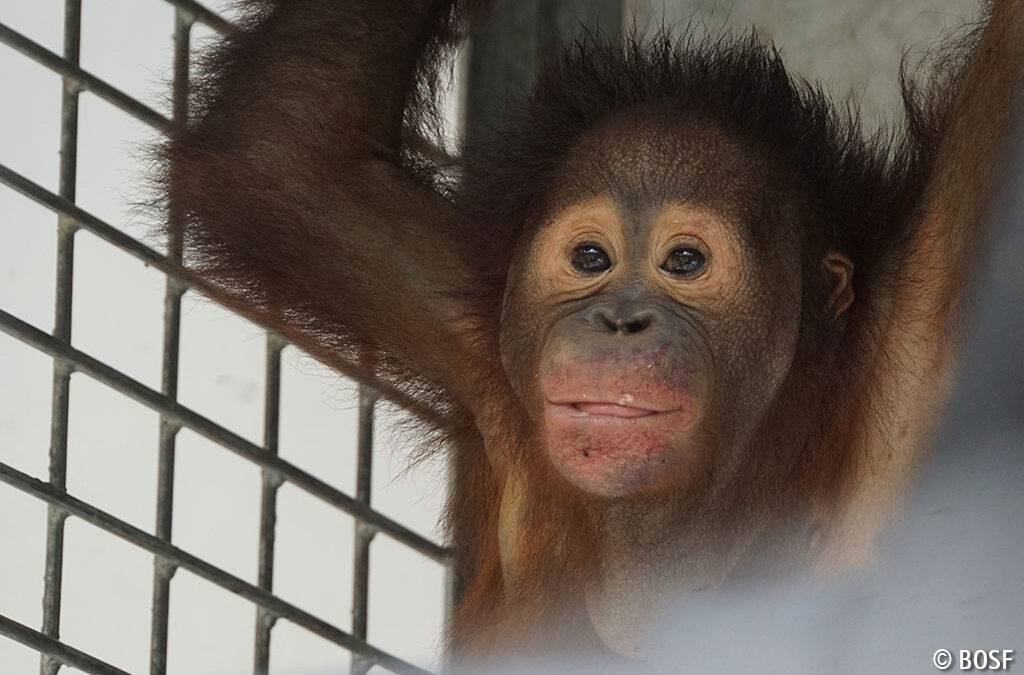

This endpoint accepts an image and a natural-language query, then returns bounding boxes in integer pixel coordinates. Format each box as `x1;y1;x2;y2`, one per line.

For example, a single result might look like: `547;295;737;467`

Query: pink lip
546;400;679;421
572;402;657;418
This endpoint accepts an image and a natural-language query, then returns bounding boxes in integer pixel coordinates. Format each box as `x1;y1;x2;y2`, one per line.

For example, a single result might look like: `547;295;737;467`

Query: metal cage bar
161;0;234;34
253;334;285;674
350;386;378;675
0;462;428;675
0;616;129;675
39;3;81;674
148;9;193;675
0;309;448;563
0;23;171;133
0;1;453;673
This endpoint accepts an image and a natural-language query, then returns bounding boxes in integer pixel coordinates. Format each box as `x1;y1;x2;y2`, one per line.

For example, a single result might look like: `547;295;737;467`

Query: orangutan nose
587;305;659;335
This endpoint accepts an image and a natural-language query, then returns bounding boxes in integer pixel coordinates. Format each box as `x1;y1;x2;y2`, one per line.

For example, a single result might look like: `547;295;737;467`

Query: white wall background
628;0;980;130
0;2;462;673
0;1;984;674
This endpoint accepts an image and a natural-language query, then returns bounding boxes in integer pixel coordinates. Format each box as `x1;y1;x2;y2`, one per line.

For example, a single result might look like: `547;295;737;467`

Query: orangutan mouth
570;402;662;418
547;393;680;420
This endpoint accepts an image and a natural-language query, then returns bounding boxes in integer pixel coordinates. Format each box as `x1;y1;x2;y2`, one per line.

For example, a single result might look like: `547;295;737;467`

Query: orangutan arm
826;0;1024;565
161;0;500;422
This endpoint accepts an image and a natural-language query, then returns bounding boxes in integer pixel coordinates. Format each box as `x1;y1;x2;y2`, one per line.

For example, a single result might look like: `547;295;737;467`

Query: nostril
588;306;657;334
594;309;619;332
621;315;652;334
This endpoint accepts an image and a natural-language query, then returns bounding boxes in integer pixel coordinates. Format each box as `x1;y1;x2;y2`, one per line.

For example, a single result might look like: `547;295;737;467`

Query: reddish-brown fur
153;0;1024;658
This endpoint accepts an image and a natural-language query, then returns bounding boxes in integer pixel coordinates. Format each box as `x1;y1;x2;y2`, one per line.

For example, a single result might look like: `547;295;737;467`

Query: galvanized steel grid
0;1;454;673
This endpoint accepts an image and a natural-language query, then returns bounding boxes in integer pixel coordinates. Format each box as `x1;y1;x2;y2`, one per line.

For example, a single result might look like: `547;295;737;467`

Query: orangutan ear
823;251;855;317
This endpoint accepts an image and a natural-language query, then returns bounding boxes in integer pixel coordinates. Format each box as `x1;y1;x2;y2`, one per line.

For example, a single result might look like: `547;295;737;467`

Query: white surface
0;1;462;673
626;0;979;130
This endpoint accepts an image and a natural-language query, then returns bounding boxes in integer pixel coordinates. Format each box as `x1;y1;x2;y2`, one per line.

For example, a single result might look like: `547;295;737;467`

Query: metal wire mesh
0;2;453;673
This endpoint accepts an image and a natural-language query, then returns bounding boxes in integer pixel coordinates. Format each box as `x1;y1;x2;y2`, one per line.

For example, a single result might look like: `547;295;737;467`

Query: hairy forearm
162;0;489;414
901;0;1024;323
834;2;1024;561
206;0;451;154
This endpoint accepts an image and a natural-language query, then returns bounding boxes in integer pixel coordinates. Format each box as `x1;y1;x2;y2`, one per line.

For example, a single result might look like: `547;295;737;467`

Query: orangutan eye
570;243;611;274
662;247;707;277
